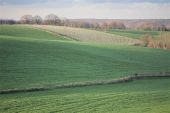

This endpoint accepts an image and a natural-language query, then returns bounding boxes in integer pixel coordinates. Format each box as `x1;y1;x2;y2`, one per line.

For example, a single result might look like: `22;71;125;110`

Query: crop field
107;29;160;39
32;25;142;45
0;25;170;113
0;79;170;113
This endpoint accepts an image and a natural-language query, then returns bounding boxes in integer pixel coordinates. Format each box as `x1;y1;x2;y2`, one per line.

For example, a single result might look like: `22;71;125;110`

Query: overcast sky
0;0;170;20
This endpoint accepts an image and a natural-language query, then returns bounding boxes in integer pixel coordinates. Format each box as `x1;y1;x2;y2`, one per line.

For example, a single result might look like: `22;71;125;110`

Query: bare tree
33;15;42;24
44;14;61;25
20;15;33;24
109;21;126;29
158;25;168;31
92;22;100;29
101;22;109;30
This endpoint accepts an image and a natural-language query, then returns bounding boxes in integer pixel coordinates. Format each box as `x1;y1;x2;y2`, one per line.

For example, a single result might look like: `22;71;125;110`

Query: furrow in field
1;91;170;113
30;25;142;45
1;93;121;112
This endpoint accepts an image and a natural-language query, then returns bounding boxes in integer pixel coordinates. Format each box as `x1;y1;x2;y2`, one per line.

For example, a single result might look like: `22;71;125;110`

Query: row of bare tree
135;23;169;31
0;14;169;31
0;19;17;24
19;14;126;30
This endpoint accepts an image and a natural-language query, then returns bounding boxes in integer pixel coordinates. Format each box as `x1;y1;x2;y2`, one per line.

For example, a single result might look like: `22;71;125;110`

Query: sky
0;0;170;20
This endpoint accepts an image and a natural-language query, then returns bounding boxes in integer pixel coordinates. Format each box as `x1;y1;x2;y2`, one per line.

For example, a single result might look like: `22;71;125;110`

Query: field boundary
0;72;170;94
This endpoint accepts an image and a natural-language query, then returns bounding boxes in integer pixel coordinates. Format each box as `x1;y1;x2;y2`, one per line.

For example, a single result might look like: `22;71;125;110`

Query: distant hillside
70;19;170;29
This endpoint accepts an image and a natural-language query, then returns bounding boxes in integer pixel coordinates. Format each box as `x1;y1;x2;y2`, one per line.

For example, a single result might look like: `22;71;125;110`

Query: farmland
32;25;142;45
0;79;170;113
0;25;170;113
107;29;160;39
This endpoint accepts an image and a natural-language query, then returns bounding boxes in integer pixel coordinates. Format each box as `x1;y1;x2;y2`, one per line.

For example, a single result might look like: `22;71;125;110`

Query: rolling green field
0;79;170;113
0;25;170;113
107;29;160;39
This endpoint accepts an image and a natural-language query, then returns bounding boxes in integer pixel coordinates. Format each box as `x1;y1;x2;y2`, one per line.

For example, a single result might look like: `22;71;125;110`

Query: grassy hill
107;29;160;39
1;25;170;89
0;25;170;113
0;79;170;113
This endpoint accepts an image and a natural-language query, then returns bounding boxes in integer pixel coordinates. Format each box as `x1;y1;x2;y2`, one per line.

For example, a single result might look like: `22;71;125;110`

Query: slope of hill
0;25;170;113
1;25;170;90
32;25;142;45
0;78;170;113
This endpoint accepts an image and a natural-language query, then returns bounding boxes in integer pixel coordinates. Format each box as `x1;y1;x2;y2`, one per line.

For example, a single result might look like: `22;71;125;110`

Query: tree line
18;14;126;30
0;14;169;31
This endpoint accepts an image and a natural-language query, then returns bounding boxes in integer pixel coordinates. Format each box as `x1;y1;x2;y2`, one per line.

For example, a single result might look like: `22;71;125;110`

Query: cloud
0;0;45;5
0;1;170;19
76;0;170;4
1;0;170;6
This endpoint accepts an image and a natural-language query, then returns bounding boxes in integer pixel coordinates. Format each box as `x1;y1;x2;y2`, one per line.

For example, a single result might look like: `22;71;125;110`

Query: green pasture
0;25;170;113
0;78;170;113
107;29;160;39
0;25;170;90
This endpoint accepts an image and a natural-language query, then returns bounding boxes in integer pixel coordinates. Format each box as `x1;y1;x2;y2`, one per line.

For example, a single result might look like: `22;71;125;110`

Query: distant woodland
1;14;170;31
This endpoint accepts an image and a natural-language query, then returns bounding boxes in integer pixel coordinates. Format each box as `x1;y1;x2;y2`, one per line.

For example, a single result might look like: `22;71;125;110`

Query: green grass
0;78;170;113
0;25;170;90
0;25;71;41
107;29;160;39
0;25;170;113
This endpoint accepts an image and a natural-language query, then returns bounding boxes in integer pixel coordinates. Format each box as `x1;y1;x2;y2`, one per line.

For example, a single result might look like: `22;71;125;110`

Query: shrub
141;32;170;49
